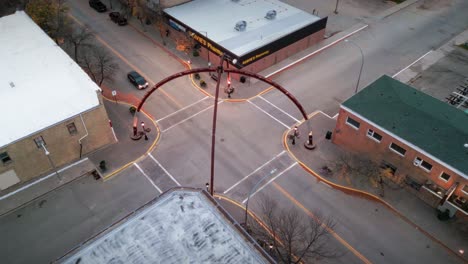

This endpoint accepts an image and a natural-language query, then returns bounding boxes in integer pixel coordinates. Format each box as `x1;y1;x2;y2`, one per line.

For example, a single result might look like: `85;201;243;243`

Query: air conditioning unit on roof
265;10;277;20
234;20;247;31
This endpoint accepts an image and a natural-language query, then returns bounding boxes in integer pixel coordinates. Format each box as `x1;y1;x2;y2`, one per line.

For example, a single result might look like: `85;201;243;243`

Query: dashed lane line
259;96;300;123
148;153;181;186
241;162;297;204
247;100;290;129
133;163;162;193
223;150;287;194
156;96;209;122
161;100;223;133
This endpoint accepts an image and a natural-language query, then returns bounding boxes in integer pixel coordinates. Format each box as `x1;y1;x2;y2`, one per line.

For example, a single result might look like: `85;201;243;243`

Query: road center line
248;100;290;129
259;96;300;123
223;150;287;194
242;162;297;204
148;153;181;186
133;163;162;193
68;14;183;109
162;100;223;132
392;50;433;78
156;96;209;122
273;182;372;264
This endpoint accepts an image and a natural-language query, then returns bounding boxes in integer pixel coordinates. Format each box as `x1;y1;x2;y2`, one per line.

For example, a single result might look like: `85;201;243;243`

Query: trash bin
325;131;332;140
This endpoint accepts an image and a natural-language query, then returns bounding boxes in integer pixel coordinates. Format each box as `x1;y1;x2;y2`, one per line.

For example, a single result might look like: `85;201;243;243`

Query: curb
375;0;420;20
98;87;161;181
282;119;466;263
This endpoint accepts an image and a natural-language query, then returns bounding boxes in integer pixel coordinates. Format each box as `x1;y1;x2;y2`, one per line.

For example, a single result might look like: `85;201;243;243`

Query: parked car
127;71;149;89
89;0;107;13
109;12;128;26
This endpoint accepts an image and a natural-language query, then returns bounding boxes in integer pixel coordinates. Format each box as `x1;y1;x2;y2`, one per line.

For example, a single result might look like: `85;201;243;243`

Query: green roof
342;75;468;178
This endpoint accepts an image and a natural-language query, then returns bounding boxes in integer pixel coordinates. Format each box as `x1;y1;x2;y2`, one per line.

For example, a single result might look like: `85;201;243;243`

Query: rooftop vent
9;82;15;88
234;20;247;31
265;10;277;20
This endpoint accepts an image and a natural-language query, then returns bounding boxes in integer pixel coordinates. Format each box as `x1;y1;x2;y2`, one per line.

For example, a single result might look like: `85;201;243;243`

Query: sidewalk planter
99;160;107;172
129;106;136;115
194;73;201;80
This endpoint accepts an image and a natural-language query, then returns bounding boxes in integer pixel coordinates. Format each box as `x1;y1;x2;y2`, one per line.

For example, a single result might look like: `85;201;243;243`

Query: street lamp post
334;0;340;14
243;172;274;226
345;39;364;94
41;143;62;181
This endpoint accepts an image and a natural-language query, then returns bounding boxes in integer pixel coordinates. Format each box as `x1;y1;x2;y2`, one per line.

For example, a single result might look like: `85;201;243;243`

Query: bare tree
249;197;339;263
331;153;388;196
65;26;94;62
24;0;70;44
79;45;119;87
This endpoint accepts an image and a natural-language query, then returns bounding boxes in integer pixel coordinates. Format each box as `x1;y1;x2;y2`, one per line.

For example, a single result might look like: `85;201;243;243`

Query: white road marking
266;25;369;78
242;162;297;204
162;100;224;132
156;96;209;122
320;181;332;189
248;100;290;129
133;163;162;193
392;50;433;78
259;96;300;123
332;113;339;119
318;110;334;119
223;150;287;194
0;158;89;201
148;153;181;186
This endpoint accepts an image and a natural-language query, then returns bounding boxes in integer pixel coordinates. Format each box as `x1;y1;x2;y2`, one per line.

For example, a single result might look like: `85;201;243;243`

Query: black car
89;0;107;13
109;12;128;26
127;71;149;89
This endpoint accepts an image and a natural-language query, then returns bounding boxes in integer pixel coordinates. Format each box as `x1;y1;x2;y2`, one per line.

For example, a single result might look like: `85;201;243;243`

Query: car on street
109;12;128;26
89;0;107;13
127;71;149;89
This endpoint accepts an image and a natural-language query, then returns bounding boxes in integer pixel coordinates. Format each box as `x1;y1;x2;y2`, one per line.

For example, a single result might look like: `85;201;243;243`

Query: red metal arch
136;68;308;120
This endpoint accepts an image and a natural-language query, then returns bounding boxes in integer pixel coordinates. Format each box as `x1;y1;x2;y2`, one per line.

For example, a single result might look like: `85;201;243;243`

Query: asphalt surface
1;0;467;263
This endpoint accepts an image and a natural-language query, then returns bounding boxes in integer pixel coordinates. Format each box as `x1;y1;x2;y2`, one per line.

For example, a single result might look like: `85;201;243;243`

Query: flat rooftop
59;189;270;263
0;11;100;148
164;0;320;56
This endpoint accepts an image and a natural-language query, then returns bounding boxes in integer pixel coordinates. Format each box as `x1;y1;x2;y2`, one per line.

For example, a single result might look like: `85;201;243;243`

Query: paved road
2;0;467;263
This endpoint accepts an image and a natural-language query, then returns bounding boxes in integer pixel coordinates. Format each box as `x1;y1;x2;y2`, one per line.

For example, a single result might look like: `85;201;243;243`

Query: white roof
165;0;320;56
60;190;269;263
0;12;100;147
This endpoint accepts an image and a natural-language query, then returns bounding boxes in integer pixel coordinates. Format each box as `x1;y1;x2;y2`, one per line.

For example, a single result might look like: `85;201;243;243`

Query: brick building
163;0;326;79
333;75;468;217
0;12;115;190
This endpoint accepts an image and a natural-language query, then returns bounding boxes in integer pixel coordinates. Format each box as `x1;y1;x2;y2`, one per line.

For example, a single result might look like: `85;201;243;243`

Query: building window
34;136;46;148
439;172;451;182
0;152;12;165
367;129;382;142
67;122;77;135
413;157;433;172
420;160;433;172
345;117;360;129
389;142;406;156
462;185;468;195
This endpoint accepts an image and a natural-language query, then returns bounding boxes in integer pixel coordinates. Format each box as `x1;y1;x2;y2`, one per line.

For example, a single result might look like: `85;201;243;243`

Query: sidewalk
287;112;467;262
